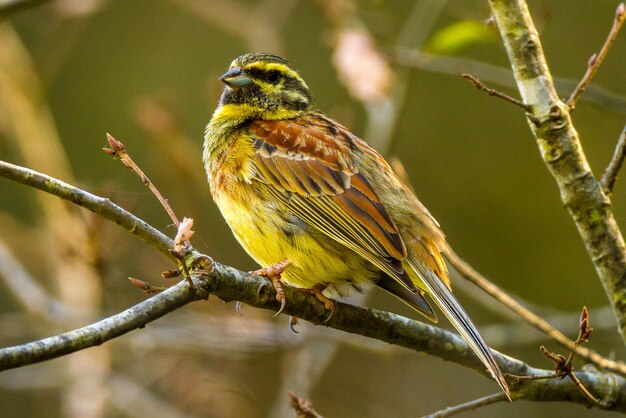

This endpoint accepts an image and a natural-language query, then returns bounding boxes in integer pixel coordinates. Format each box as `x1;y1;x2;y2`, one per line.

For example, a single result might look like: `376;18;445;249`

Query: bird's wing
247;116;417;292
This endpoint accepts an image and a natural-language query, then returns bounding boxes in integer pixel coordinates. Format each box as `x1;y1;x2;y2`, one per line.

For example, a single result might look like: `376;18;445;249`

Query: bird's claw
306;284;336;323
323;300;335;323
235;301;243;316
288;316;299;333
273;296;286;318
250;259;291;318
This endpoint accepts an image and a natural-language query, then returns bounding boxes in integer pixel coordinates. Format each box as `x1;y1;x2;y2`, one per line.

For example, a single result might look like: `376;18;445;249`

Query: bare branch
2;159;626;409
394;49;626;115
104;133;181;228
0;160;176;260
288;391;323;418
446;248;626;376
462;73;531;112
423;393;509;418
567;3;626;109
601;124;626;194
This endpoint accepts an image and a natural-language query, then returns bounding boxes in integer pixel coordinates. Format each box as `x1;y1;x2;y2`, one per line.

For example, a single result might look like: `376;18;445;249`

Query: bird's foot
303;284;336;323
250;259;291;317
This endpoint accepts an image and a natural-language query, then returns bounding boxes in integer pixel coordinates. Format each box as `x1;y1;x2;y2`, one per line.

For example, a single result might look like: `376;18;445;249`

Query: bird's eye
266;70;281;84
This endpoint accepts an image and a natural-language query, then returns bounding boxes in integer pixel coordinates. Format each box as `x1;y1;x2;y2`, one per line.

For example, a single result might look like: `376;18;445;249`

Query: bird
203;52;509;396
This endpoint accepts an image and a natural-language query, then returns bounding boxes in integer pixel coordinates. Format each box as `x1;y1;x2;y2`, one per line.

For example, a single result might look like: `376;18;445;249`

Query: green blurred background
0;0;625;417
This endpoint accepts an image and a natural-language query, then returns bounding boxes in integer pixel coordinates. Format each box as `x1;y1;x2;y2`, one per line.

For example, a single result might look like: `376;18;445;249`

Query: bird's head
216;53;315;120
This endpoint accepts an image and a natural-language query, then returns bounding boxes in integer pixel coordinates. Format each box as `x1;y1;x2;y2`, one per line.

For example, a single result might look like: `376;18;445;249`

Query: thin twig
0;160;176;259
423;392;509;418
445;248;626;376
393;157;626;374
510;307;612;409
394;48;626;114
504;372;557;383
288;391;323;418
568;372;612;408
462;73;531;112
567;3;626;109
103;133;180;227
128;277;167;294
601;124;626;194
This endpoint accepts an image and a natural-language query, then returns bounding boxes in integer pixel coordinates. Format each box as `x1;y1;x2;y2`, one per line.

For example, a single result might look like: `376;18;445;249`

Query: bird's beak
219;67;252;88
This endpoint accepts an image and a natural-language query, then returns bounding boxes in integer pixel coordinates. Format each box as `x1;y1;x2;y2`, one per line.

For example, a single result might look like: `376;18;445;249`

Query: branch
394;49;626;115
424;393;508;418
601;124;626;194
567;3;626;109
103;133;180;228
488;0;626;346
2;258;626;409
0;160;176;260
461;73;531;111
2;160;626;409
446;248;626;376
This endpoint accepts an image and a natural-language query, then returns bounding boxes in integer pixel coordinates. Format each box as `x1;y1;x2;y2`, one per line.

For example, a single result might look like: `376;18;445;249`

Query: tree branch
567;3;626;109
0;160;175;260
601;124;626;194
446;248;626;376
2;159;626;409
424;392;509;418
394;49;626;115
488;0;626;346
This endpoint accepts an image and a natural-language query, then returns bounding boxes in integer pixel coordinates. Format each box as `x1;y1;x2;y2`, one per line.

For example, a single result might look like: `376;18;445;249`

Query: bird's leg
250;259;291;317
303;284;336;323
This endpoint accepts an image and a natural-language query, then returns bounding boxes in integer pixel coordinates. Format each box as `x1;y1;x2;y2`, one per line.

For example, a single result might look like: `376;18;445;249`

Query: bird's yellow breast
207;135;377;290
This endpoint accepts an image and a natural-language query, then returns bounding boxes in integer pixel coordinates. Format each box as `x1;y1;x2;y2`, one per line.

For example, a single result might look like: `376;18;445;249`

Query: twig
601;124;626;194
288;391;323;418
3;160;626;409
128;277;167;294
504;372;557;383
392;157;626;374
423;392;509;418
567;3;626;109
0;160;176;259
169;249;195;289
394;48;626;114
445;248;626;376
481;305;616;347
103;133;180;228
462;73;531;112
508;307;612;408
568;372;613;409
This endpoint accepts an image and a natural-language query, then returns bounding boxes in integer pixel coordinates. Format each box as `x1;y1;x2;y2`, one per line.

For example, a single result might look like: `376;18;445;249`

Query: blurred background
0;0;625;417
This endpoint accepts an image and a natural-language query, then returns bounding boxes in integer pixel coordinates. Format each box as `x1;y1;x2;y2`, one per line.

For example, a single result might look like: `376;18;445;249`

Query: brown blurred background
0;0;625;417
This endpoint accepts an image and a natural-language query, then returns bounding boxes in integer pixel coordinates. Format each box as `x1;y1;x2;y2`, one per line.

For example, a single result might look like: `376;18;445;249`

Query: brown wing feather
248;117;413;289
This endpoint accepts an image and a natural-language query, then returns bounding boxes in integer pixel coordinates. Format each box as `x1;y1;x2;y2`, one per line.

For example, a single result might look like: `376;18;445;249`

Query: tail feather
375;275;438;322
407;255;511;399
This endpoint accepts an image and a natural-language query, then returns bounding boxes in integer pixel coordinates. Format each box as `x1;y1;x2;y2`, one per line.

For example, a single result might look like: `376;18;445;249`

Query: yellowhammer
204;52;509;396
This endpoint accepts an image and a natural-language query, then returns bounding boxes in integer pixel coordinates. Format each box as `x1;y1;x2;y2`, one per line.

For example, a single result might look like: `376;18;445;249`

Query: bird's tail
406;255;511;399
